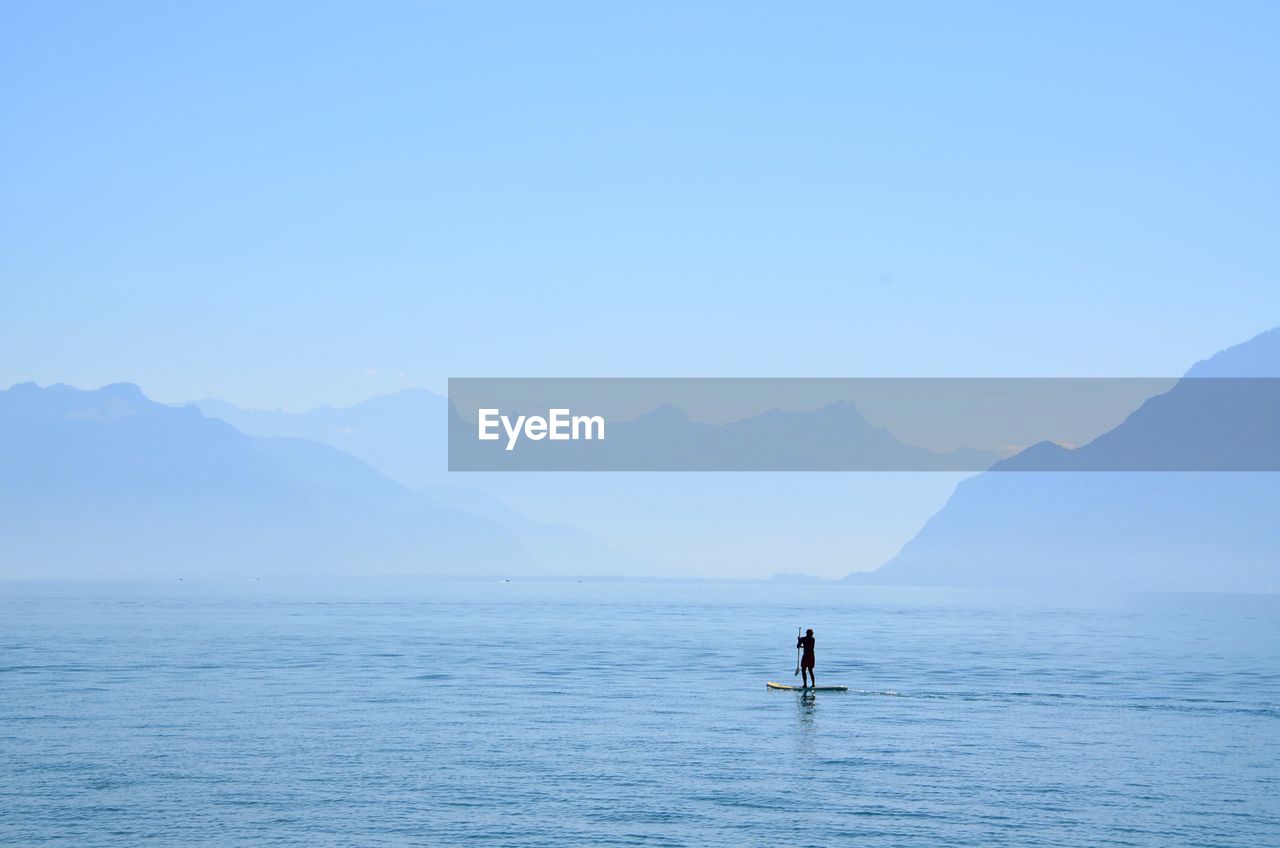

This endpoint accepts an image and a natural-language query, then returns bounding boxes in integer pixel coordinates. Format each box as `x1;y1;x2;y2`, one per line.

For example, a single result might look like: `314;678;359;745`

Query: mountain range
849;327;1280;592
0;382;629;578
192;390;985;576
4;327;1277;590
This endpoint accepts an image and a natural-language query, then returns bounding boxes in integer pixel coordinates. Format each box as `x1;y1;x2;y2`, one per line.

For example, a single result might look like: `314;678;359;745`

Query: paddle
794;626;801;677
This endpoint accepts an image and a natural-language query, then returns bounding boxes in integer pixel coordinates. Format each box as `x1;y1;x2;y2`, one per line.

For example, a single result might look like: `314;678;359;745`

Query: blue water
2;581;1277;847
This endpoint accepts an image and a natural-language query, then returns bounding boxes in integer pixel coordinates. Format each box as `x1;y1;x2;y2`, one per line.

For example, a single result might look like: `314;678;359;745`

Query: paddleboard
766;682;848;691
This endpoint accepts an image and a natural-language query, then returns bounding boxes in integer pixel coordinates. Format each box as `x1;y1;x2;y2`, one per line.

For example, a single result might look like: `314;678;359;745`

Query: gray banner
448;378;1280;471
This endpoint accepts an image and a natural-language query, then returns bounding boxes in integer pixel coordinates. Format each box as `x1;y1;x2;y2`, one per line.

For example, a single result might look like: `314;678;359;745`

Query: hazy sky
4;1;1279;410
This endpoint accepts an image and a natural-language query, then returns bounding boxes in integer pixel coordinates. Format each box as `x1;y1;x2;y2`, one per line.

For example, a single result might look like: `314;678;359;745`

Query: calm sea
2;580;1277;847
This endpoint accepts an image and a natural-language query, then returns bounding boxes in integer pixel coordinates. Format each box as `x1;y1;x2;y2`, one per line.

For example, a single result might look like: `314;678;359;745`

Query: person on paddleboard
797;628;816;688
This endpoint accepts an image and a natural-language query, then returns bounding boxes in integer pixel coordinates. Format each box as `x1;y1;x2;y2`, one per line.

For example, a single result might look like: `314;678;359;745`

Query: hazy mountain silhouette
193;391;645;575
195;388;448;489
848;327;1280;592
0;382;530;578
199;392;972;576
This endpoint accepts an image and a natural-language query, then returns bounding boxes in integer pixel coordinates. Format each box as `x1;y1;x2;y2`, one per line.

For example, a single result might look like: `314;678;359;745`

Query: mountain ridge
846;325;1280;592
0;382;530;578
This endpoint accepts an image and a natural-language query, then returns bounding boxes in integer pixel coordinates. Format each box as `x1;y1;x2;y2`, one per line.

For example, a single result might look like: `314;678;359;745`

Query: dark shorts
801;657;815;668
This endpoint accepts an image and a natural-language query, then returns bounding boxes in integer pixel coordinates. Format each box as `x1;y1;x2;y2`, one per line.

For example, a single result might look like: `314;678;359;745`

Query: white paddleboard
767;681;848;692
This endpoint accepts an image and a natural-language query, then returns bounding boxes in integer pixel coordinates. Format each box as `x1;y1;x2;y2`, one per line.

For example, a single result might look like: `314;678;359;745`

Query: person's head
806;629;813;637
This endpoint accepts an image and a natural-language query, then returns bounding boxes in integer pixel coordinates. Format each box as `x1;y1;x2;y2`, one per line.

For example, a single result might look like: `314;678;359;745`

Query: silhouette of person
797;628;816;688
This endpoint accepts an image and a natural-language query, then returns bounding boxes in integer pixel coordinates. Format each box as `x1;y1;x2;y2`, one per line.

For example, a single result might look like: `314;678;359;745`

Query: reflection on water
796;690;818;724
796;690;818;752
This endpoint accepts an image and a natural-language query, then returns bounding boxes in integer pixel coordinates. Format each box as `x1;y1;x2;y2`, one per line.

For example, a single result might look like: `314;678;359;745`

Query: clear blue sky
3;1;1278;410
